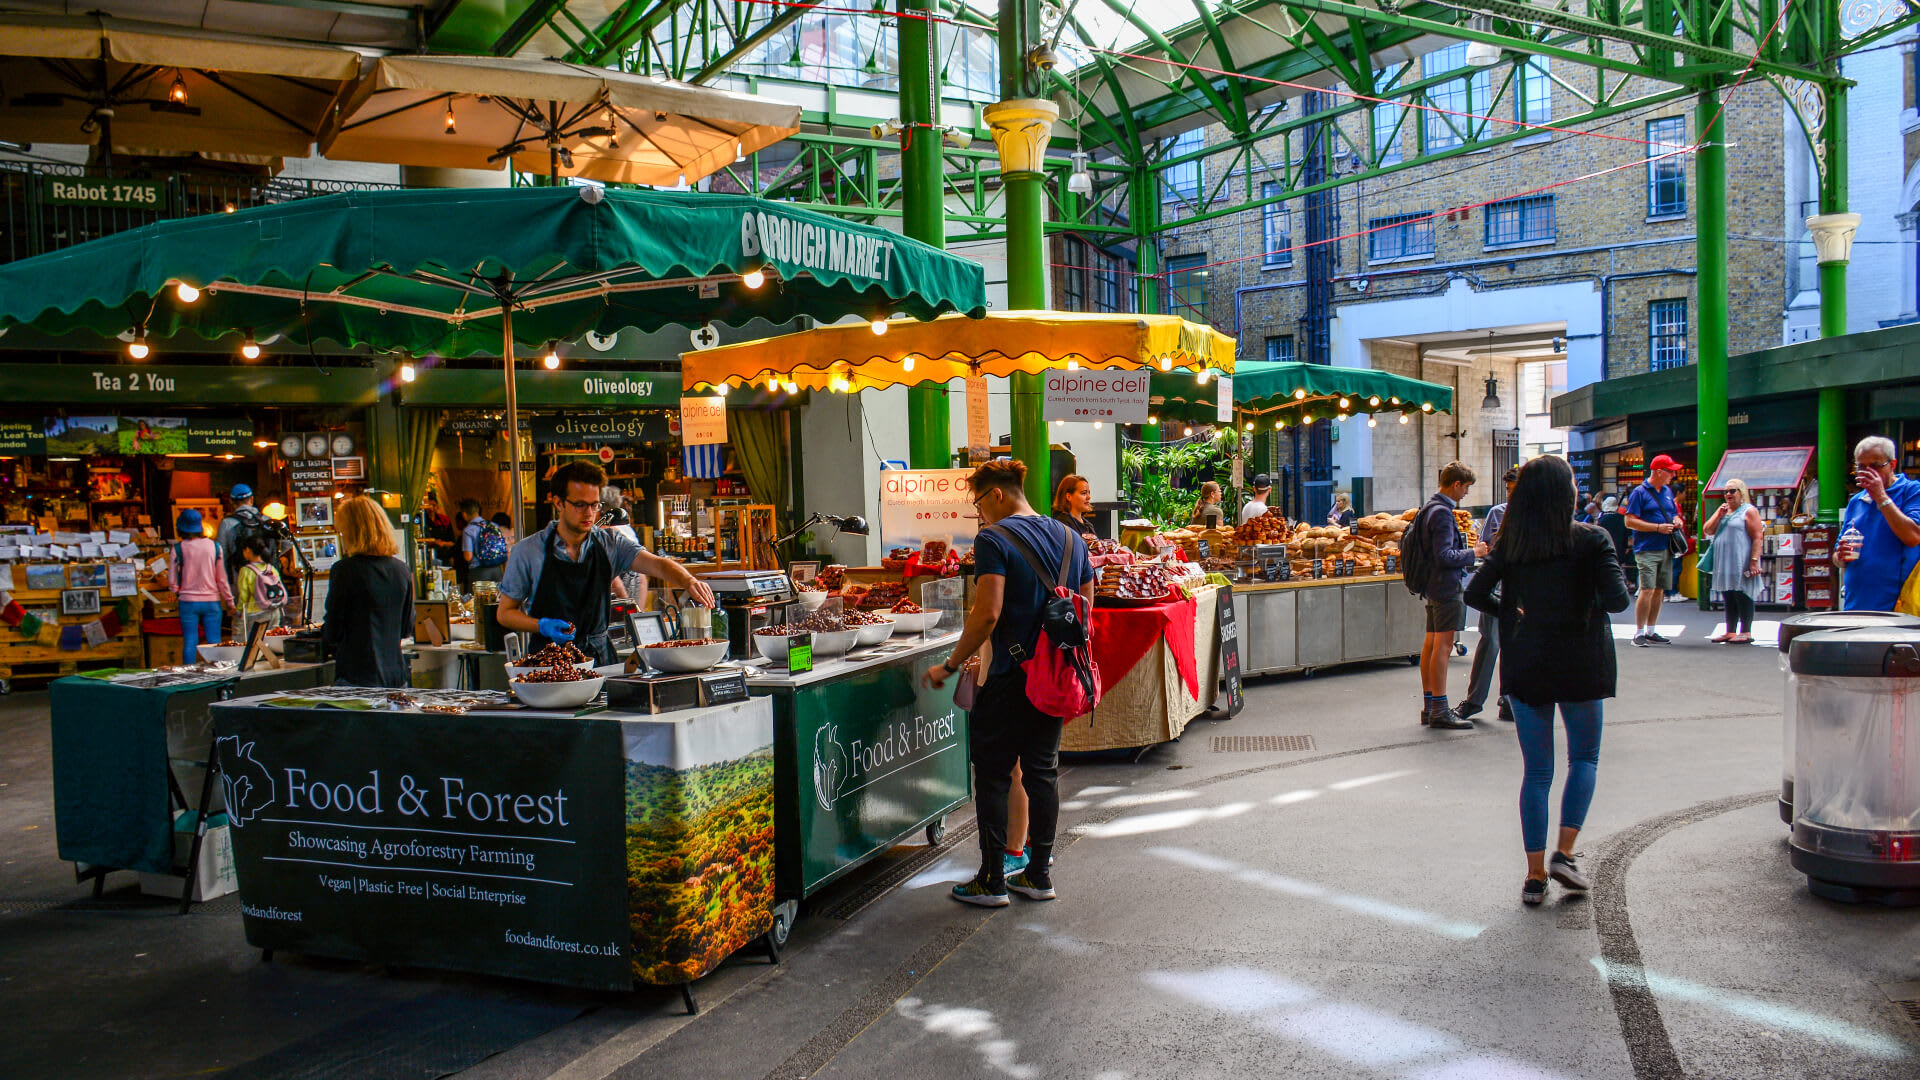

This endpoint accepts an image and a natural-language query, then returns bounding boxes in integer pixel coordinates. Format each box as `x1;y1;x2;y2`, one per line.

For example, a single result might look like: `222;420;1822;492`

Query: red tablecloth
1090;596;1199;698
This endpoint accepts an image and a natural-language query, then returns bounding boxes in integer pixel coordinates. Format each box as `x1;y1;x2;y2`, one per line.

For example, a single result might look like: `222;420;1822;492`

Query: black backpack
1398;502;1447;598
225;506;283;575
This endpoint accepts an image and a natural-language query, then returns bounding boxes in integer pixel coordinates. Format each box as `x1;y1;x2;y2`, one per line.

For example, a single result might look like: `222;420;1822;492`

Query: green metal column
1695;85;1729;492
1816;81;1850;520
1132;165;1162;445
995;0;1054;510
900;0;951;469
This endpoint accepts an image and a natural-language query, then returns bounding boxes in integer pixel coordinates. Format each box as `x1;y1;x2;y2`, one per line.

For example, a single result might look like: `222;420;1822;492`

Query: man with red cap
1623;453;1686;646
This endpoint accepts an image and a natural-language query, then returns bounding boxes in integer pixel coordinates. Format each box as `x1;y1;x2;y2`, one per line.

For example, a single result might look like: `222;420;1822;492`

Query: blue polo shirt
1840;476;1920;611
1624;481;1678;554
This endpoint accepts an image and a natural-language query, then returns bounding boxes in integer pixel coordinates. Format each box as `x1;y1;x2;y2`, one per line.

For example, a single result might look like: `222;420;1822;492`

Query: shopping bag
1695;536;1714;575
1895;559;1920;616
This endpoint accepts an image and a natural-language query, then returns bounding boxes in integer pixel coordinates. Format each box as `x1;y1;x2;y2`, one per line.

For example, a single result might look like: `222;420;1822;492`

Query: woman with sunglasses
495;461;715;665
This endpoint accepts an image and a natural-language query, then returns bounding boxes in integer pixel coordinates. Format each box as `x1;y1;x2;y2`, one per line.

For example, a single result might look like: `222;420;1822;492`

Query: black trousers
970;672;1063;886
1723;589;1756;634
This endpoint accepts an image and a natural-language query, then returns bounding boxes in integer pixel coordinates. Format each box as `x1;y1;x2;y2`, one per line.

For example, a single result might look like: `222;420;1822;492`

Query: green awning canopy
1152;361;1453;420
0;185;987;357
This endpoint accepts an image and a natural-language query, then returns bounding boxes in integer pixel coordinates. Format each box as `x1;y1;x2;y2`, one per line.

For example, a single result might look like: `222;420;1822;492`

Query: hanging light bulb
174;281;200;303
239;332;260;360
1275;419;1286;429
1367;416;1377;428
1338;396;1350;409
767;377;779;393
1092;420;1102;429
870;318;888;336
1399;413;1410;424
543;344;560;369
902;355;916;373
444;103;457;134
1067;150;1093;197
742;269;765;289
1054;419;1066;427
1302;414;1314;425
1390;396;1401;405
1293;388;1307;400
1196;369;1211;384
1338;413;1349;422
127;334;150;360
169;73;188;104
783;381;798;394
1183;427;1193;437
1421;402;1434;412
1146;415;1158;426
1244;422;1254;432
714;382;729;396
400;361;416;383
1067;359;1079;371
1159;356;1172;371
1368;396;1381;407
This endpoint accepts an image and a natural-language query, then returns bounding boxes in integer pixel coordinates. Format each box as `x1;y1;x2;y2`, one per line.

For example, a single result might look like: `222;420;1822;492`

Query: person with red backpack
924;460;1096;908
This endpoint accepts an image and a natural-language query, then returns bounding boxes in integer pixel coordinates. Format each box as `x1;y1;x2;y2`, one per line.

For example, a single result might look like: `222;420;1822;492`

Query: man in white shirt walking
1239;474;1274;525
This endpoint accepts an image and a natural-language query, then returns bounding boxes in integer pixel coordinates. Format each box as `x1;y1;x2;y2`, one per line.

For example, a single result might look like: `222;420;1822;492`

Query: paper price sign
1042;370;1149;424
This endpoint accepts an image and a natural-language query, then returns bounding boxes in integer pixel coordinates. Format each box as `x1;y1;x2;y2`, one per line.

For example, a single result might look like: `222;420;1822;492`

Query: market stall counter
49;660;335;907
210;688;778;1010
1231;575;1427;676
743;631;970;901
1061;585;1220;753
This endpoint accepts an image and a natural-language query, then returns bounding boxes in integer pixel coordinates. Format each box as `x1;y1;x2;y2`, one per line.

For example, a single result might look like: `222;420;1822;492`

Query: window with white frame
1373;64;1404;162
1517;58;1550;126
1649;299;1688;369
1647;116;1687;217
1422;44;1492;151
1261;182;1292;267
1165;253;1209;323
1161;129;1204;204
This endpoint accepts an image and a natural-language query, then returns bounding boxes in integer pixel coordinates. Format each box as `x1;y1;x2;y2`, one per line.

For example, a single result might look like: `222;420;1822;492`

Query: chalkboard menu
1214;583;1244;717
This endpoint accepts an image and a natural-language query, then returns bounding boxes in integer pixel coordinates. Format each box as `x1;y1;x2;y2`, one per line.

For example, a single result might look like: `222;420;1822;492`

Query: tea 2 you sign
1042;370;1150;424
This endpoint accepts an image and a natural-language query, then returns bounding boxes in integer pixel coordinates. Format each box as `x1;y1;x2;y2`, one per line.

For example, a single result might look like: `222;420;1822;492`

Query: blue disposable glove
536;618;576;643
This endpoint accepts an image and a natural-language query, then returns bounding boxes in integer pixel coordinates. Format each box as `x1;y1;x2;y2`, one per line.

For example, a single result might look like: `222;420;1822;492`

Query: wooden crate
1;570;144;692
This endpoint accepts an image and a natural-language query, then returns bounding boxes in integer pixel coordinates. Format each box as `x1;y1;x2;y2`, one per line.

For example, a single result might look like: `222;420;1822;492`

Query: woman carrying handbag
1465;456;1633;905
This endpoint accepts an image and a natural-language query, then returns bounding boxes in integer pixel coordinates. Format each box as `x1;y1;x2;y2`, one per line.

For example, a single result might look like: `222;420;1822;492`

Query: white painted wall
1327;277;1603;488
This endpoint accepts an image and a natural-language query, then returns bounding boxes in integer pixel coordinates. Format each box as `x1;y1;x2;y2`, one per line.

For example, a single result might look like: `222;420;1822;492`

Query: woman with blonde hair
1704;478;1765;644
1191;481;1225;529
321;495;414;686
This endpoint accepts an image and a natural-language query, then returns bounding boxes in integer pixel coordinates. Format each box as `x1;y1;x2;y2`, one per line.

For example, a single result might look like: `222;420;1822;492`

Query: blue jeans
179;601;223;662
1510;699;1603;853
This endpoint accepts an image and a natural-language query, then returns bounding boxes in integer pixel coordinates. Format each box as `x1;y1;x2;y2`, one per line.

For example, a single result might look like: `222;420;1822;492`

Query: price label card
786;633;813;674
108;530;131;545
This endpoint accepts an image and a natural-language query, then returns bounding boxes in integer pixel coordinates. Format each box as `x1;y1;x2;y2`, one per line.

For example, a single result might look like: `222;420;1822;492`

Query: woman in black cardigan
322;495;414;688
1465;455;1632;906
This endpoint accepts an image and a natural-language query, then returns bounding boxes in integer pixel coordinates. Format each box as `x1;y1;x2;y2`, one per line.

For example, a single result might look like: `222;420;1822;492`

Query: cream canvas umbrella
0;13;361;164
319;54;801;184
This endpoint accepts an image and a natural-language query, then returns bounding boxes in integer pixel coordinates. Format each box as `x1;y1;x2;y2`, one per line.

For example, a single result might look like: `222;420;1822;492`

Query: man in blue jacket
1420;461;1487;729
1836;435;1920;610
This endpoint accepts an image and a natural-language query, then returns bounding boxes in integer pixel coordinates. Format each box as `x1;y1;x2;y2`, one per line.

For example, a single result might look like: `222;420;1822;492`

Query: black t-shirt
973;515;1093;677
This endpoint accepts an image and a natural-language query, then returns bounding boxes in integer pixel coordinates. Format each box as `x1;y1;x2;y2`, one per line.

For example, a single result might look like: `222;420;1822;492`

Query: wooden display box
1;564;144;691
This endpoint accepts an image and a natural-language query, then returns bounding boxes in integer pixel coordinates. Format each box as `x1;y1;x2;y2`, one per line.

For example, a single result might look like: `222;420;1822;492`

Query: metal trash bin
1776;613;1920;824
1788;626;1920;905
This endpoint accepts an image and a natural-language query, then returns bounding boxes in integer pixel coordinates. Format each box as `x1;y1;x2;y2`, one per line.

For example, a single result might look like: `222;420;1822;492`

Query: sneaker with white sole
1549;851;1590;891
1007;871;1056;901
951;877;1009;907
1632;632;1651;648
1522;877;1548;905
1645;631;1672;644
1003;849;1030;877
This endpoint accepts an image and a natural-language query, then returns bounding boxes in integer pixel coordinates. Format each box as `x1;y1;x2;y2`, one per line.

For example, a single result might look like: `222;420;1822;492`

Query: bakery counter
1230;574;1426;677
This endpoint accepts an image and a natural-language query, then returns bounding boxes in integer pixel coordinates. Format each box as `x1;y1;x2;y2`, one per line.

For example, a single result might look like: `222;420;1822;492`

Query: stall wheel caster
925;819;947;847
762;929;782;965
767;905;793;952
679;982;699;1015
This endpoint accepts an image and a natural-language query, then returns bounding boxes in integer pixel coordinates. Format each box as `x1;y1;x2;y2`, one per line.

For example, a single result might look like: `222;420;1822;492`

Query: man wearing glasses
1835;435;1920;611
497;461;716;664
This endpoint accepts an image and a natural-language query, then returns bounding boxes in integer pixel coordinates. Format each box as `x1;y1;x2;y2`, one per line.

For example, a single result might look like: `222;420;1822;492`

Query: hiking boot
951;876;1009;907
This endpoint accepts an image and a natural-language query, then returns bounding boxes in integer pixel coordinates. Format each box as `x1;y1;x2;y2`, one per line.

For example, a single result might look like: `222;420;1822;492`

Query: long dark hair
1496;455;1578;564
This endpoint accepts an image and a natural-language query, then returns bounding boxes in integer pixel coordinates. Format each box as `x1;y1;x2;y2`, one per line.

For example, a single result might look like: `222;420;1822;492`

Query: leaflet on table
108;563;137;598
0;565;13;591
108;530;131;545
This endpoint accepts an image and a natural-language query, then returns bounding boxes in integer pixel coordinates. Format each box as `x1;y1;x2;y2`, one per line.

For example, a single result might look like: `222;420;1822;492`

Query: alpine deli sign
878;468;977;551
741;211;895;283
1043;369;1151;424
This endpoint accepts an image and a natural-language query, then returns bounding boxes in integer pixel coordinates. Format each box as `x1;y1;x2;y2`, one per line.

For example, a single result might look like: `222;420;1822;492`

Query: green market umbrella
1152;360;1454;427
0;184;987;532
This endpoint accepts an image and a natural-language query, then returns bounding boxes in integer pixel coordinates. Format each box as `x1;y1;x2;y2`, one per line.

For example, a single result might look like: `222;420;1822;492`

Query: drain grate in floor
817;819;979;922
1895;1000;1920;1028
1212;735;1315;753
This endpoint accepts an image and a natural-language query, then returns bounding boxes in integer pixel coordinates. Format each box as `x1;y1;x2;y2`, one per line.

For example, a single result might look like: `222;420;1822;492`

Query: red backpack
986;521;1103;720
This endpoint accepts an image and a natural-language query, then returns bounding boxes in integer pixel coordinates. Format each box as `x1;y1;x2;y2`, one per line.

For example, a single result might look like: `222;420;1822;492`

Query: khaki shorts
1634;550;1674;591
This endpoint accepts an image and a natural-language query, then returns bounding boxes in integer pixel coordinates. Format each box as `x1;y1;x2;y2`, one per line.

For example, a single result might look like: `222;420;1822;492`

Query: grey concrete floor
4;605;1918;1079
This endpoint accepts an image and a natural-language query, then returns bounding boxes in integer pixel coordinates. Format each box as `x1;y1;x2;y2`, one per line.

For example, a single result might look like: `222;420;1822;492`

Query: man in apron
497;461;715;664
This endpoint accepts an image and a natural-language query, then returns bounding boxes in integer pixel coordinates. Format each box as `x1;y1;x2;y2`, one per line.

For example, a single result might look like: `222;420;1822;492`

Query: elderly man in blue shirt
1836;435;1920;611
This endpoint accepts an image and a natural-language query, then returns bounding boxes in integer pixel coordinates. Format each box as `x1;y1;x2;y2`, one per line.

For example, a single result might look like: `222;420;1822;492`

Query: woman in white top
1704;479;1765;644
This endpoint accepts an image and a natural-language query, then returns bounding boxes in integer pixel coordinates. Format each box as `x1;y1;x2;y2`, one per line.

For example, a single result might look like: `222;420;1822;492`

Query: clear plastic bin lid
1776;611;1920;655
1789;626;1920;677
